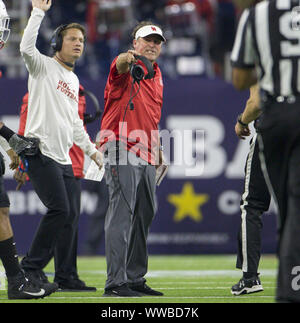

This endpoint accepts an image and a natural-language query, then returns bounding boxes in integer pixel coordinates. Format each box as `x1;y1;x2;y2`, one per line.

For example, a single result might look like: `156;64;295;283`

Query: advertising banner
0;77;277;255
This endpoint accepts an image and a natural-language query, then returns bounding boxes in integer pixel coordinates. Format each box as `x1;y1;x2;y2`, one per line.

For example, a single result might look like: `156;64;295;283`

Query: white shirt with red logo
20;8;97;165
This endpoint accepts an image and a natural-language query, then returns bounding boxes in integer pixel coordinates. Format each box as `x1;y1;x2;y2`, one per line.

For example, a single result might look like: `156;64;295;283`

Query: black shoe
7;271;46;300
231;276;263;296
23;269;58;296
130;282;164;296
56;278;97;292
103;284;141;297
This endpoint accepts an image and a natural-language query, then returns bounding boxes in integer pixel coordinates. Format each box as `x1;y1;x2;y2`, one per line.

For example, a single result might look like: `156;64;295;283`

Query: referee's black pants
257;99;300;302
21;152;80;280
236;134;271;274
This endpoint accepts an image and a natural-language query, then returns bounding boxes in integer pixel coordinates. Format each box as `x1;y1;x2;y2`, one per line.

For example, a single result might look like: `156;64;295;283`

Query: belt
260;90;300;104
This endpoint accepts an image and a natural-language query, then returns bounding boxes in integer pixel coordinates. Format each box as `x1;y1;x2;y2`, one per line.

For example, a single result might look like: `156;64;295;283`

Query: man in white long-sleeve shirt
19;0;103;289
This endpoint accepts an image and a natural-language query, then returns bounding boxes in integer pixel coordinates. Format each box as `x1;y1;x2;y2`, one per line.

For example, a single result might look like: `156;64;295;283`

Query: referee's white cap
135;25;166;42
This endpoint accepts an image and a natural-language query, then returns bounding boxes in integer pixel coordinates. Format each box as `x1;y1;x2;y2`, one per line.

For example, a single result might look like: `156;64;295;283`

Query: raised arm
20;0;52;77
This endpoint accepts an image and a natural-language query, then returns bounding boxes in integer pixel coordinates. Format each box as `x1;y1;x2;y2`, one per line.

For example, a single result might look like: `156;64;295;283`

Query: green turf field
0;255;278;303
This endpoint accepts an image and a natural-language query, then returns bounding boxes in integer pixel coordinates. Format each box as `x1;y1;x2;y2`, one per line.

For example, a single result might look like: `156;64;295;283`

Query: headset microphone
128;55;155;110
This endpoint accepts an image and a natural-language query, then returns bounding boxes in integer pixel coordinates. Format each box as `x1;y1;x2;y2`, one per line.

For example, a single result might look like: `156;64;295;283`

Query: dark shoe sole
8;286;48;300
8;293;46;300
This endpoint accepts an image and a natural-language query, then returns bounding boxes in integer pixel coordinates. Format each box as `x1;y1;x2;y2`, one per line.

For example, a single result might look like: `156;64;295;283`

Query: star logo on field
167;182;209;222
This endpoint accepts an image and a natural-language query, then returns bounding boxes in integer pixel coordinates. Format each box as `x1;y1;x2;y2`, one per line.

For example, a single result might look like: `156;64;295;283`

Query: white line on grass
0;296;275;301
16;296;274;300
149;281;275;285
149;287;275;290
79;269;276;278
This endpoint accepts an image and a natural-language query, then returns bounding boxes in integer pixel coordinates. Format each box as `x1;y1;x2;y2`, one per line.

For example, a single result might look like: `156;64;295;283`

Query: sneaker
130;282;163;296
103;284;141;297
7;271;46;300
231;276;264;296
23;269;58;296
56;278;97;292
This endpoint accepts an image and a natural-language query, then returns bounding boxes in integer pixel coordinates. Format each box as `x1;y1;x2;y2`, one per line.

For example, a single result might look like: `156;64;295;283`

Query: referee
231;84;271;296
230;0;272;297
231;0;300;302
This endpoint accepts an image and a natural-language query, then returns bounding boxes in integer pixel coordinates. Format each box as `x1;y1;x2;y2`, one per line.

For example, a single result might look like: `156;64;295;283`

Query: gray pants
104;143;157;290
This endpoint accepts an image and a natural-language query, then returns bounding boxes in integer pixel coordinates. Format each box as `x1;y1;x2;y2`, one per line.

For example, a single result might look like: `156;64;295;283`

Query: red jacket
100;58;163;165
19;85;87;178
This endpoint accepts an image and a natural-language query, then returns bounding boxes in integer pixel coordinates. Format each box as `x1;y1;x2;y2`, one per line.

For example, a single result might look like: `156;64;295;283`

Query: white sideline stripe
55;286;274;291
58;286;274;291
76;282;275;287
151;280;275;288
240;134;257;272
149;287;274;290
0;296;272;300
79;269;277;278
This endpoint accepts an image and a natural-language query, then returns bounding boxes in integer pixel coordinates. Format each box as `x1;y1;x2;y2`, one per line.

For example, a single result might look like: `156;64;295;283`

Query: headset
130;55;155;83
50;24;86;68
127;54;155;111
50;24;68;52
50;23;86;52
79;88;103;125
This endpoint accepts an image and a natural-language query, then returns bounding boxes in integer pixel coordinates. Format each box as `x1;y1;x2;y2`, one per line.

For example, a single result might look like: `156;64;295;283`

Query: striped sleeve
231;9;256;69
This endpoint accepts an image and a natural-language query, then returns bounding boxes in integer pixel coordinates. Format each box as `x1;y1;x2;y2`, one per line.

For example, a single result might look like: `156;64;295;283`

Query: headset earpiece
129;63;145;82
130;55;155;83
135;55;155;80
50;24;68;52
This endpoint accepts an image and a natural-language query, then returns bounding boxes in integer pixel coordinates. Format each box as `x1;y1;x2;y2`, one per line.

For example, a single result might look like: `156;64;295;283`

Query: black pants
236;134;271;273
83;179;109;254
21;153;81;282
0;153;9;208
257;99;300;302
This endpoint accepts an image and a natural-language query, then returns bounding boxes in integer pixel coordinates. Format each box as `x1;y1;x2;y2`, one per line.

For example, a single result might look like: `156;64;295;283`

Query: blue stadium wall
0;77;277;255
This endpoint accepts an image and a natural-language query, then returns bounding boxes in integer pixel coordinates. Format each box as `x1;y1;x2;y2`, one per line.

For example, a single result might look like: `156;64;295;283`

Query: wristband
237;114;248;127
18;159;28;173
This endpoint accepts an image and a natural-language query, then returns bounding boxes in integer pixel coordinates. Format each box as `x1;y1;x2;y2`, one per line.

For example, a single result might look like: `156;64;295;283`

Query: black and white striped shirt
231;0;300;97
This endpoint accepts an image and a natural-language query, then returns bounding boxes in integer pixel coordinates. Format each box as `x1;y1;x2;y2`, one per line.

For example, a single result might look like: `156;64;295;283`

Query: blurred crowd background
1;0;245;81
